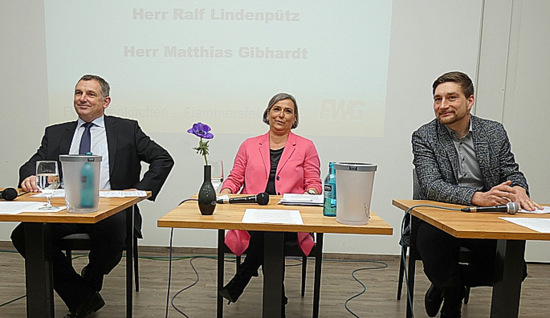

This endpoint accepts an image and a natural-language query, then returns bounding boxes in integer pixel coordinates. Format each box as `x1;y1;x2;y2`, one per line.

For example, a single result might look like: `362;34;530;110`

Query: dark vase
198;165;216;215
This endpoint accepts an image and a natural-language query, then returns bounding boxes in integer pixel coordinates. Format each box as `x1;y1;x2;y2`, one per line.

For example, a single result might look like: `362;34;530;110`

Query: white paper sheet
0;202;65;214
30;189;65;198
242;209;304;225
31;190;147;198
99;191;148;197
500;217;550;233
517;206;550;214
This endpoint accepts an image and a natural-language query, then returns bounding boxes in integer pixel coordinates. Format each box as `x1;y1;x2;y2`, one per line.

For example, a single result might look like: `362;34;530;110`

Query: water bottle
323;162;337;217
80;152;95;208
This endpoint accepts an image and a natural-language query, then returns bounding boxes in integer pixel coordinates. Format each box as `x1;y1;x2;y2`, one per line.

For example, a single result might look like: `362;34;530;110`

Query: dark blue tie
79;122;93;154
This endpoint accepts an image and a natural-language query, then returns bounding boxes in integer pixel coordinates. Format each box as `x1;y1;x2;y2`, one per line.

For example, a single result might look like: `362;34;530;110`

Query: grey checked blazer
412;115;528;205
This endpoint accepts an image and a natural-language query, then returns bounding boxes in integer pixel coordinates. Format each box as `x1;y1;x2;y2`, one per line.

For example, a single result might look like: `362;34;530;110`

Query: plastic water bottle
323;162;337;217
80;152;95;208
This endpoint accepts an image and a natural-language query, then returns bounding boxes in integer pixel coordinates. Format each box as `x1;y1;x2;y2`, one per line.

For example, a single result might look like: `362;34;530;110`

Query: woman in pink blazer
219;93;322;316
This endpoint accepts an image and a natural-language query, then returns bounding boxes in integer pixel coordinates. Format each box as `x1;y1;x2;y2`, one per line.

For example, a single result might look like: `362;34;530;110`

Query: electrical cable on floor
0;250;27;307
399;204;462;318
342;259;388;317
164;226;175;318
165;198;197;318
170;255;218;317
164;244;394;318
0;294;26;308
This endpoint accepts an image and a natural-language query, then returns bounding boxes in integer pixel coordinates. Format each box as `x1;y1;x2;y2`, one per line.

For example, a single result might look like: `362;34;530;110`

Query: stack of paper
278;193;323;206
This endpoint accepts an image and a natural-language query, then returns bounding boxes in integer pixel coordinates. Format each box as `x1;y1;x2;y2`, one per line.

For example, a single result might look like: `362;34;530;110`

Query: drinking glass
210;160;224;192
36;161;60;210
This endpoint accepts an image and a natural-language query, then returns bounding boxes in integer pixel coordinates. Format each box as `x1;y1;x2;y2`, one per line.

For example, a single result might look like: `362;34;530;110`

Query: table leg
217;230;225;318
490;239;525;318
126;206;134;318
263;232;285;318
24;223;54;318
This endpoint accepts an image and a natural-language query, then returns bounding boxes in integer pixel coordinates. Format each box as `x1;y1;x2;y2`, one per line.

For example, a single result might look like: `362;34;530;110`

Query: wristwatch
307;189;317;195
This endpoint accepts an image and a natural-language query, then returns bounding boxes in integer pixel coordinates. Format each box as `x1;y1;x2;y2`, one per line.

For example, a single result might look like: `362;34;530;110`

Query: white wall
495;0;550;261
1;0;549;260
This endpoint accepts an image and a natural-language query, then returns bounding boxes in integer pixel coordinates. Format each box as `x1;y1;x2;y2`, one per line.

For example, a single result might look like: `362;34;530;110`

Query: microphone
461;202;519;215
217;192;270;205
0;188;18;201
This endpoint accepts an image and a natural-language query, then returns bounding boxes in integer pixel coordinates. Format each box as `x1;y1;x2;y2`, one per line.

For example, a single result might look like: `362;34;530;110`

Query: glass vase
198;165;216;215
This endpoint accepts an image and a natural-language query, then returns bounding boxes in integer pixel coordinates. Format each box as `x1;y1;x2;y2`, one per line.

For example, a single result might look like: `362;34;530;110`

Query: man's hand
471;180;542;211
511;185;543;211
21;175;39;192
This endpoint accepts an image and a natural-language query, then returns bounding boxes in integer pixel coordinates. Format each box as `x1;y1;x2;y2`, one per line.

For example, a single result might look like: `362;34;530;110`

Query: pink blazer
221;131;322;195
222;131;322;256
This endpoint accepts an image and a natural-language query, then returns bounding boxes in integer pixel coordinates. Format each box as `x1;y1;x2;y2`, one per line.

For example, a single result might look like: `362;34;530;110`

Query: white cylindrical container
60;154;102;213
334;162;377;225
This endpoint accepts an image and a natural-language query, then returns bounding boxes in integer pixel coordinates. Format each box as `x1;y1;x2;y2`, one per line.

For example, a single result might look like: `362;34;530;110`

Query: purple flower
187;122;214;139
188;122;214;165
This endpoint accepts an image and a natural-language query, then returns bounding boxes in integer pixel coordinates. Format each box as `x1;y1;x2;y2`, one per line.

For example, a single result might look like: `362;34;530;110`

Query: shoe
425;284;444;317
219;271;253;303
440;286;464;318
64;291;105;318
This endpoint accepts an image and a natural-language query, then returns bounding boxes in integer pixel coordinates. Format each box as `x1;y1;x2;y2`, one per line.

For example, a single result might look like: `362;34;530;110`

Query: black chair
58;230;140;318
216;230;323;318
397;170;471;317
59;233;140;291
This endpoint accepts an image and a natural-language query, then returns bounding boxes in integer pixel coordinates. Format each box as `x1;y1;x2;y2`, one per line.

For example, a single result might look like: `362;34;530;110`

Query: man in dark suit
11;74;174;318
412;71;541;318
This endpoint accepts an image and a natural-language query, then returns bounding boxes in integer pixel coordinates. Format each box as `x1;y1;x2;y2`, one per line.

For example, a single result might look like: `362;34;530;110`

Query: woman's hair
262;93;299;129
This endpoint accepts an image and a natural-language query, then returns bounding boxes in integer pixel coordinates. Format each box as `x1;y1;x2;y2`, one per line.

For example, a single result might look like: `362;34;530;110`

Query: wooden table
158;196;393;317
0;191;150;318
392;199;550;318
158;195;392;318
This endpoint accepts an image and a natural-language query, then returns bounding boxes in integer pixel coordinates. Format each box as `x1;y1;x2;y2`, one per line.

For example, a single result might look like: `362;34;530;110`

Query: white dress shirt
69;115;111;190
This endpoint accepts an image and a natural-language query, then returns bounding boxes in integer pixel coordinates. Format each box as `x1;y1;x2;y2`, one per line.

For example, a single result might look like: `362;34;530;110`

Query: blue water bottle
80;152;95;208
323;162;337;217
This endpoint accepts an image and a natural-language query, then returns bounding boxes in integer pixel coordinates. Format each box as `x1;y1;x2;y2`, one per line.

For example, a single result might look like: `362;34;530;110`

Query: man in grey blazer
412;71;540;318
11;74;174;318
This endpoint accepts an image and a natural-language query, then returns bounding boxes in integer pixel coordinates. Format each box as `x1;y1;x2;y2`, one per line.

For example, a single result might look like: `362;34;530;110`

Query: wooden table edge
0;192;151;223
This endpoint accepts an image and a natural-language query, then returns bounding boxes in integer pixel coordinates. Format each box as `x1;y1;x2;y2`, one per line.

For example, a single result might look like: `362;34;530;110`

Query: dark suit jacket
19;115;174;235
412;115;528;205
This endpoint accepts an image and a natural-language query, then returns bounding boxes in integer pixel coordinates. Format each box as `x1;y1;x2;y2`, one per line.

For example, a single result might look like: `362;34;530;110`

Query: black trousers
416;220;499;291
240;231;298;303
241;231;298;272
10;209;128;312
